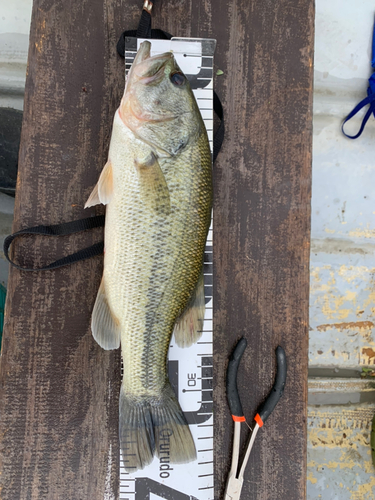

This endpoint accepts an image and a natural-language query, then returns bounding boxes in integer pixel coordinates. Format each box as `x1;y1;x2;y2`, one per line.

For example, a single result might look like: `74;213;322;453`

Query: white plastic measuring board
120;38;216;500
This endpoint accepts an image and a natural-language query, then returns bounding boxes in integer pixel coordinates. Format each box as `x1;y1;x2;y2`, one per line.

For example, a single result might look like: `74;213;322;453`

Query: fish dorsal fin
91;277;121;350
135;152;170;215
85;161;113;208
173;270;205;348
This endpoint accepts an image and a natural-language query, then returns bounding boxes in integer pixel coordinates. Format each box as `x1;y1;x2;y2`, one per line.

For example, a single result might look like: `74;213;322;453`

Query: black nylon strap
213;91;225;163
4;216;105;271
136;9;152;38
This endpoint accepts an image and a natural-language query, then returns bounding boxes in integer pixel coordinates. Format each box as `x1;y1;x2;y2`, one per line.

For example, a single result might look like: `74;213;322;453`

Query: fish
85;40;212;472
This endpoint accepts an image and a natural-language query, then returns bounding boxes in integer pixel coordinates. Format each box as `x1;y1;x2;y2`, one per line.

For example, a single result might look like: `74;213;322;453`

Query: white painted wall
308;2;375;498
0;0;32;109
310;0;375;370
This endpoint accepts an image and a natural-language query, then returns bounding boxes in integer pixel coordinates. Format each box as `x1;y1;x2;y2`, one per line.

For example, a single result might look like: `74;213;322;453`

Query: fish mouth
133;41;173;82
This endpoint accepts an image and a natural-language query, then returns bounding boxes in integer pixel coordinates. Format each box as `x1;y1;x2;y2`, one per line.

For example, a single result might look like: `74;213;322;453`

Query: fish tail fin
151;383;197;464
119;387;155;472
119;383;196;472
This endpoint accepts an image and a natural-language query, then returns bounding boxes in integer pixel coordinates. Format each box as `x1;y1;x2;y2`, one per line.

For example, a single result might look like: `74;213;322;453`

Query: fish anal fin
134;153;170;215
173;271;205;348
85;161;114;208
91;277;120;350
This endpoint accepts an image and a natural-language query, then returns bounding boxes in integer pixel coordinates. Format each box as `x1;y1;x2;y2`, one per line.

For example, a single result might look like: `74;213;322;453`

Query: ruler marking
122;38;215;500
183;388;212;392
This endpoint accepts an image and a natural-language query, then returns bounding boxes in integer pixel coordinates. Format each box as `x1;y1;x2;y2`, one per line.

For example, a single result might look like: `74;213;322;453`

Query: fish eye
170;72;186;86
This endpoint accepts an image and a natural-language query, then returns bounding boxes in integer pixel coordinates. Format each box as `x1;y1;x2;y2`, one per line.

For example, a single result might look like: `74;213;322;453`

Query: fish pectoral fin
173;270;205;348
85;161;114;208
91;277;120;350
135;152;170;215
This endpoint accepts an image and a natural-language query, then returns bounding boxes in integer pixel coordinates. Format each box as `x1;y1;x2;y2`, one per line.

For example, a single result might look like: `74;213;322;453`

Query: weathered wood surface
0;0;313;499
210;1;313;499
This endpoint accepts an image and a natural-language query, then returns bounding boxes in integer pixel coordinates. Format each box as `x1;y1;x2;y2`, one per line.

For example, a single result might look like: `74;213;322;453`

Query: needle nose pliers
224;337;287;500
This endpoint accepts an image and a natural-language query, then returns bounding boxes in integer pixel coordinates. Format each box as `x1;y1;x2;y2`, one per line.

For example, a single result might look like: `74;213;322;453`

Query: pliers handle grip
226;337;287;426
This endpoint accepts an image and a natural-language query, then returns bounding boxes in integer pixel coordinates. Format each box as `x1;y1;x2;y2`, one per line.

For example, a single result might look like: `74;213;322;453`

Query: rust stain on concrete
362;348;375;359
316;321;374;332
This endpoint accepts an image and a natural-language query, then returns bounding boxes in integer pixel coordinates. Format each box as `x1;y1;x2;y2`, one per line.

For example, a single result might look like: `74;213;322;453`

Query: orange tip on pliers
224;338;287;500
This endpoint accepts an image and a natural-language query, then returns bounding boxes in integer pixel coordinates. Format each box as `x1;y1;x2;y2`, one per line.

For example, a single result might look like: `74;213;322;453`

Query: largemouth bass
85;41;212;472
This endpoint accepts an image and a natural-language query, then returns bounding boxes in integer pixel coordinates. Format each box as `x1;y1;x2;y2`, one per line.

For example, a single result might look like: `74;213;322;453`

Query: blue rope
342;16;375;139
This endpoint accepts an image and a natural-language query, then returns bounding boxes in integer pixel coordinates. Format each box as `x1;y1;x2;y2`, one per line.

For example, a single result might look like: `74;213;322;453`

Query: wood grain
0;1;313;499
208;2;314;499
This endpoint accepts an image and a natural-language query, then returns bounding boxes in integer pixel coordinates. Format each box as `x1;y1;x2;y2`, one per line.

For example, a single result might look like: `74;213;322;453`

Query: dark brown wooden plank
208;2;313;500
0;0;313;499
